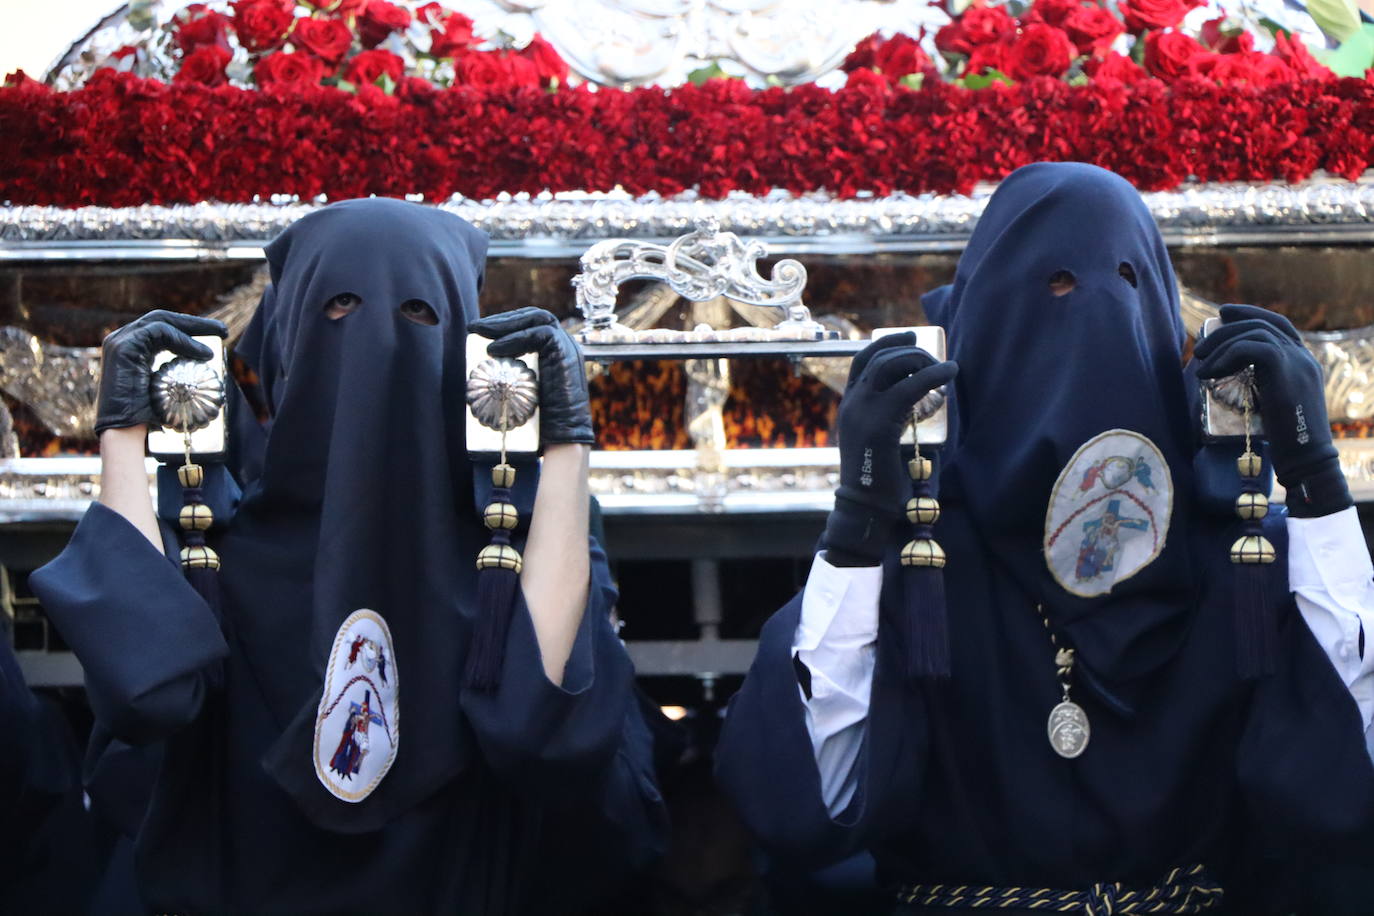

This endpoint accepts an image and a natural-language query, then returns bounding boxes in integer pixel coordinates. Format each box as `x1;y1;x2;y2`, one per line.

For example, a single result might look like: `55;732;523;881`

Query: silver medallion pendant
1047;700;1090;759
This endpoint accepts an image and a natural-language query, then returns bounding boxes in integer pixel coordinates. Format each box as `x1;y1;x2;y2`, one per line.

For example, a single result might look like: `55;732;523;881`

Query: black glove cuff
821;492;900;565
1283;458;1353;519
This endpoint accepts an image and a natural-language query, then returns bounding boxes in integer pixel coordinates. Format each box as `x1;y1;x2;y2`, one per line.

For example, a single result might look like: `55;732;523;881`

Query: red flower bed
2;68;1372;206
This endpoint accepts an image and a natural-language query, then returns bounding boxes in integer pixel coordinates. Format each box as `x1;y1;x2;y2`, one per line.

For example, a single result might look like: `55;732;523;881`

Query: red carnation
1119;0;1196;33
255;49;326;88
358;0;412;49
430;12;477;58
521;35;569;87
175;7;231;53
344;48;405;86
875;33;931;79
175;45;232;86
1005;24;1077;80
294;17;354;63
1062;5;1124;57
1085;50;1147;83
1142;29;1206;79
1273;32;1332;81
231;0;295;54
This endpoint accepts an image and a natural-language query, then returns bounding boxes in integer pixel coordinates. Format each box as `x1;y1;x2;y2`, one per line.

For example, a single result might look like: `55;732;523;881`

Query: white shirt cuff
793;551;883;654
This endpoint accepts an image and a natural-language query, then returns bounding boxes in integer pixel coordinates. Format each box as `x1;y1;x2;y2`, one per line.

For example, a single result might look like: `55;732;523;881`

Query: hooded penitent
936;162;1199;690
223;198;490;832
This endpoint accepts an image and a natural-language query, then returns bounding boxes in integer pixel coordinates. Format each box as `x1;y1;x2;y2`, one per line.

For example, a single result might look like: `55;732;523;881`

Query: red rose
1273;32;1332;81
1119;0;1195;33
231;0;295;54
308;0;368;14
256;49;327;88
842;33;880;71
1143;30;1206;79
344;48;404;86
1085;51;1147;83
175;7;231;53
521;35;569;88
1189;49;1290;86
1197;16;1249;51
358;0;412;49
1062;6;1124;57
875;34;931;79
1025;0;1080;28
457;51;513;88
416;2;449;26
431;12;477;58
174;45;232;86
1004;24;1077;80
294;17;354;63
936;5;1015;55
503;52;541;88
965;40;1010;75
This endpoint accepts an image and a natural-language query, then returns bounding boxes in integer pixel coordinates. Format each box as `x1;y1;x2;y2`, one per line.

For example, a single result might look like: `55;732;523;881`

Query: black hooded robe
30;199;667;914
715;164;1374;911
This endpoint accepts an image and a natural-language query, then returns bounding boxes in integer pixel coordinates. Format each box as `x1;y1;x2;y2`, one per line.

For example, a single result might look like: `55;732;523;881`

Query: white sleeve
1286;506;1374;759
791;552;884;816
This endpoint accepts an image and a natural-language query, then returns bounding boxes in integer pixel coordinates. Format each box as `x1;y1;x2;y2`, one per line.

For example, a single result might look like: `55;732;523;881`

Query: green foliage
1316;23;1374;76
686;62;730;85
1308;0;1362;43
961;68;1014;89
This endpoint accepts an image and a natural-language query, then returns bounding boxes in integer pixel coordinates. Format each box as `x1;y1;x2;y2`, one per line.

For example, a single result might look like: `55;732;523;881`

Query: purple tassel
903;563;949;679
464;525;522;691
185;565;221;617
1234;520;1276;680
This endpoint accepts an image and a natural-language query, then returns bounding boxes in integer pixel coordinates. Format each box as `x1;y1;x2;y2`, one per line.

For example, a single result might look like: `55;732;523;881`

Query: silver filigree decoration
466;357;539;431
151;357;226;432
913;387;946;423
1202;366;1257;413
5;180;1374;255
0;327;100;439
573;216;810;331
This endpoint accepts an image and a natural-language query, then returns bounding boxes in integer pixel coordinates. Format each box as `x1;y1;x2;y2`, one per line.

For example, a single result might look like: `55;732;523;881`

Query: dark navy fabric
30;199;666;913
717;164;1374;904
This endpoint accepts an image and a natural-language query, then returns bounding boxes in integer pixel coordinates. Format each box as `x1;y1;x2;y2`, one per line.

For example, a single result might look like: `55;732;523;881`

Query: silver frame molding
4;177;1374;260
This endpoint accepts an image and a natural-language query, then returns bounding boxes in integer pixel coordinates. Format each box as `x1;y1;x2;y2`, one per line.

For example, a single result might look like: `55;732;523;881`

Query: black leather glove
1194;304;1350;518
470;307;594;446
95;310;227;435
822;334;958;565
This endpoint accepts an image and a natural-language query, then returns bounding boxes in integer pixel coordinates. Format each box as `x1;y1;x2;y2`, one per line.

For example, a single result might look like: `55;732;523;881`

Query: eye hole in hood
1048;270;1077;297
399;298;439;326
324;292;362;320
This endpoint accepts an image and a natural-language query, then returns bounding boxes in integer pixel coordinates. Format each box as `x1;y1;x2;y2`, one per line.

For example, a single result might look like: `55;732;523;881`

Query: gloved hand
1194;304;1350;517
95;310;227;435
822;333;958;565
470;307;594;446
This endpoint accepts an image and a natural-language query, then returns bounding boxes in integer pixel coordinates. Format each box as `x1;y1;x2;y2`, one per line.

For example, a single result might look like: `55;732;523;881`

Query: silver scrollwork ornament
466;357;539;431
150;358;226;432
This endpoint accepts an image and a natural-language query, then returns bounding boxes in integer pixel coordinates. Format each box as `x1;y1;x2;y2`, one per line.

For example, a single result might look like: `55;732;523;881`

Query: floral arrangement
106;0;569;92
2;0;1372;206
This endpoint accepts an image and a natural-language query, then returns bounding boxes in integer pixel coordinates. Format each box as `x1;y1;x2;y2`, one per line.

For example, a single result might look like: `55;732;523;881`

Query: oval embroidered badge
1043;430;1173;598
313;609;399;803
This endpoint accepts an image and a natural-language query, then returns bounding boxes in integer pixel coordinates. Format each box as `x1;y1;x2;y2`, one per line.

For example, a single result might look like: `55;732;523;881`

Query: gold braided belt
895;863;1224;915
